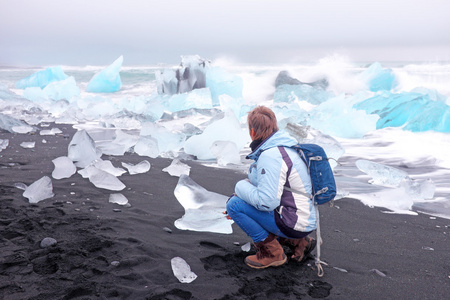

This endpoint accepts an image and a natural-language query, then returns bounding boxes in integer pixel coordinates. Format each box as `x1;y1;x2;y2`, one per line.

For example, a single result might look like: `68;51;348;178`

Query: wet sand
0;125;448;299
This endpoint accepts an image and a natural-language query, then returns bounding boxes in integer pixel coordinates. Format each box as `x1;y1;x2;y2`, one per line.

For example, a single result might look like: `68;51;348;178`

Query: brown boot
279;236;316;263
245;233;287;269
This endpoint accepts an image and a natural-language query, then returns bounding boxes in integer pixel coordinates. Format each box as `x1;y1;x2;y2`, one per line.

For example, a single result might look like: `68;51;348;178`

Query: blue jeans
226;196;290;243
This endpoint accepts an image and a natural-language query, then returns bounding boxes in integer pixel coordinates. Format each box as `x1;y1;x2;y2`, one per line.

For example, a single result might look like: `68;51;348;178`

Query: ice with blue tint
15;66;69;89
219;94;246;119
356;159;409;187
86;56;123;93
360;62;397;92
68;130;103;168
134;136;159;158
52;156;77;179
174;175;233;234
206;67;243;106
0;113;36;133
210;140;241;166
164;88;213;112
162;159;191;177
274;83;332;105
140;122;186;156
184;110;249;160
43;76;80;101
121;160;151;175
23;176;54;203
354;91;450;133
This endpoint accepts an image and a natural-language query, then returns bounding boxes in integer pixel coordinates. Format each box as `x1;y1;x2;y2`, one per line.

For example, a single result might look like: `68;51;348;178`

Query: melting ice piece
162;159;190;177
355;159;409;187
121;160;151;175
109;193;129;205
68;130;102;168
12;125;35;134
0;139;9;151
401;178;435;200
20;142;35;149
78;166;125;191
171;257;197;283
184;110;249;160
86;56;123;93
14;182;28;190
15;66;69;89
241;242;251;252
97;130;139;156
140;122;186;155
210;140;241;166
174;175;233;234
0;113;35;133
23;176;54;203
40;128;62;135
206;66;243;106
52;156;77;179
43;76;80;101
134;136;159;158
93;159;126;176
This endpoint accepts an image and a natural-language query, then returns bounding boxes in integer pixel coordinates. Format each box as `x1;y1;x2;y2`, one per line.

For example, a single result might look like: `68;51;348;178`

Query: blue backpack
285;143;336;205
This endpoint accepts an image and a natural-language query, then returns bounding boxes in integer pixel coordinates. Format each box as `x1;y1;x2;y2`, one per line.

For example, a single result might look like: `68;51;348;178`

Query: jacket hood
247;130;298;160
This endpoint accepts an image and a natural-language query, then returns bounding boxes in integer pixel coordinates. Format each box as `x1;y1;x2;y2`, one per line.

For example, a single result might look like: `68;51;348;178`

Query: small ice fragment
12;125;34;134
121;160;151;175
333;267;348;273
241;242;251;252
353;239;360;242
93;159;127;176
0;139;9;151
52;156;77;179
40;237;57;248
42;139;47;143
40;128;62;135
171;257;197;283
163;227;173;233
422;246;434;251
356;159;409;187
370;269;387;277
111;261;120;266
78;166;126;191
430;217;436;220
20;142;35;149
162;159;190;177
14;182;28;190
401;178;435;200
109;193;128;205
23;176;54;203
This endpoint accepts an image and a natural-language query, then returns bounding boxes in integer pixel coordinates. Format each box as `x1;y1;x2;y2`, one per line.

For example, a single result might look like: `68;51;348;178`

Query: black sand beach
1;125;449;299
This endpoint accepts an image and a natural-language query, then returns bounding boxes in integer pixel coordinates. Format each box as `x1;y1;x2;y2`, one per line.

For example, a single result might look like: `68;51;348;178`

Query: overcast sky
1;0;449;66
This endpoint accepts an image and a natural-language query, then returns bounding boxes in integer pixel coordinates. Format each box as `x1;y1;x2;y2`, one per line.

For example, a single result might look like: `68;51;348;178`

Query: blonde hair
247;106;278;140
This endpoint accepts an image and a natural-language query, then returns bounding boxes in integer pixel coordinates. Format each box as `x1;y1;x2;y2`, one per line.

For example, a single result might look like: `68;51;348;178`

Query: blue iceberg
360;62;397;92
86;56;123;93
354;91;450;132
206;67;243;106
15;66;68;89
274;84;332;105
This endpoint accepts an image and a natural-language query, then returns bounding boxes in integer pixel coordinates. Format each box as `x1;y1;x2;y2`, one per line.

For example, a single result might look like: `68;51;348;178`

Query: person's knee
226;195;242;215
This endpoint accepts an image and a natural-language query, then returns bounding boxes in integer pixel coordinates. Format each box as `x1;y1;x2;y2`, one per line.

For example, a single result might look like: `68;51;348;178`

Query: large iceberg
174;175;233;234
206;66;243;106
359;62;397;92
86;56;123;93
15;66;69;89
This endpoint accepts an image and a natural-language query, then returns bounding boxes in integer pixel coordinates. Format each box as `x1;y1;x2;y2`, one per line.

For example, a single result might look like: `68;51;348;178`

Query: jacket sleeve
235;149;286;211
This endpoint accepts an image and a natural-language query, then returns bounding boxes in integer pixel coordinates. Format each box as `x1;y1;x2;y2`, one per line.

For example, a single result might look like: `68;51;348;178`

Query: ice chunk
401;178;435;200
219;94;245;119
93;159;126;176
14;182;28;190
156;55;209;95
165;88;213;112
210;140;241;166
360;62;397;92
40;128;62;135
68;130;102;168
20;142;35;149
275;71;329;90
86;56;123;93
12;125;35;134
96;130;139;156
134;136;159;158
109;193;129;205
356;159;409;187
52;156;77;179
121;160;151;175
162;159;190;177
140;122;186;155
0;139;9;151
274;83;332;105
15;66;69;89
23;176;54;203
206;66;243;106
43;76;80;101
241;242;251;252
0;113;36;133
174;175;233;234
171;257;197;283
78;166;126;191
184;111;249;160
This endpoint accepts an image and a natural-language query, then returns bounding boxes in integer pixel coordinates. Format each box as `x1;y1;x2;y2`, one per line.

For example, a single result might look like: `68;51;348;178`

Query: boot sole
245;256;287;269
292;238;317;263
